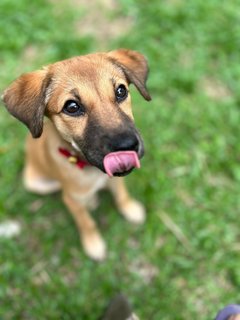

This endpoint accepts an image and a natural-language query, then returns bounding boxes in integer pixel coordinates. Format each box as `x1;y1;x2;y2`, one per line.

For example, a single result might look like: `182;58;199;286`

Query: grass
0;0;240;319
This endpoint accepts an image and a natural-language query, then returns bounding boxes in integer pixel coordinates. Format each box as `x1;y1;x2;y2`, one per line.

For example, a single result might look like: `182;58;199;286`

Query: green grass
1;0;240;319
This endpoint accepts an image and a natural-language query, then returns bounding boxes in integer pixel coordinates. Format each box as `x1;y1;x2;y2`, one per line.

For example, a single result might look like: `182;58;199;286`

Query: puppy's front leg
107;177;146;225
63;192;106;261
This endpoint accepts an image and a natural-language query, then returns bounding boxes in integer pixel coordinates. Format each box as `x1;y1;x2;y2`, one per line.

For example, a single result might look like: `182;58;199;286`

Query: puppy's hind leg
107;177;146;225
23;162;61;195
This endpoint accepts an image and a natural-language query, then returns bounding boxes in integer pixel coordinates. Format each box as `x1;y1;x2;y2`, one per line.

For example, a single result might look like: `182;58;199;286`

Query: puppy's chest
59;157;108;192
78;168;109;191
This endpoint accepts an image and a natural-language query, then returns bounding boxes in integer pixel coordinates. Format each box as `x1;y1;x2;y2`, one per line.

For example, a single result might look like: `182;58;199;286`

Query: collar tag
58;147;90;169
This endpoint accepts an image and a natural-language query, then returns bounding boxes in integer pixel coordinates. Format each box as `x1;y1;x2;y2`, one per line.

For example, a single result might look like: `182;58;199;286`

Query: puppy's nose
110;134;139;152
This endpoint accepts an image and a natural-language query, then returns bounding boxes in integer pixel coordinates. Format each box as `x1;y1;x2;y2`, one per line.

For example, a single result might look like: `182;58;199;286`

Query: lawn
0;0;240;319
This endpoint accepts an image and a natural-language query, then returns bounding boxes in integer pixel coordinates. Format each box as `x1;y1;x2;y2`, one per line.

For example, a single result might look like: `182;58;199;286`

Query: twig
158;211;192;252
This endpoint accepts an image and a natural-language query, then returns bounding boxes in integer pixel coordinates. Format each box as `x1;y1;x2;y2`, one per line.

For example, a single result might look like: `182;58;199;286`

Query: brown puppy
2;49;151;260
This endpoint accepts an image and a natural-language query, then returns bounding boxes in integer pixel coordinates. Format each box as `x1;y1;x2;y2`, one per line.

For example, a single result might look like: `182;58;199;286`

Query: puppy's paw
120;199;146;225
82;232;107;261
24;177;61;195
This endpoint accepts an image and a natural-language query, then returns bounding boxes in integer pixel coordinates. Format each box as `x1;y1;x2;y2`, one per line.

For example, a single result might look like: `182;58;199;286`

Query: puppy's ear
2;68;51;138
108;49;151;101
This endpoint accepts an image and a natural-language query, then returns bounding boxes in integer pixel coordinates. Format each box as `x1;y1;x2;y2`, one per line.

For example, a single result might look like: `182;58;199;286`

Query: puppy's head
2;49;151;176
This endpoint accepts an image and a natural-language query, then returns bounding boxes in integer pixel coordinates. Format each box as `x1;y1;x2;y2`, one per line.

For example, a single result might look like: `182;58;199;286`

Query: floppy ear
2;68;51;138
108;49;151;101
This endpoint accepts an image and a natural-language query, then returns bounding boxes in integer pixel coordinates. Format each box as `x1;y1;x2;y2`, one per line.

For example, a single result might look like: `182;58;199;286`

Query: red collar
58;147;90;169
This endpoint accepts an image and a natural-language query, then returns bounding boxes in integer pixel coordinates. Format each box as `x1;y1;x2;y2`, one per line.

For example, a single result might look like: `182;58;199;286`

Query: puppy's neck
44;119;86;161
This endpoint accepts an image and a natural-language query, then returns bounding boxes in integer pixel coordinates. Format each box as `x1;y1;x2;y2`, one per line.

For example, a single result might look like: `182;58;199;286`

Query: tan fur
229;316;240;320
2;49;151;260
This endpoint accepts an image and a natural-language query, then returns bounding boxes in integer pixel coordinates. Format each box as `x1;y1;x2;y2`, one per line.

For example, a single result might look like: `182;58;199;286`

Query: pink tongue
103;151;140;177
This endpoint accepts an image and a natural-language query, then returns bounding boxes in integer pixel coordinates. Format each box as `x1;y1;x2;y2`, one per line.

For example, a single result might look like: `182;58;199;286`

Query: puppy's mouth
103;151;140;177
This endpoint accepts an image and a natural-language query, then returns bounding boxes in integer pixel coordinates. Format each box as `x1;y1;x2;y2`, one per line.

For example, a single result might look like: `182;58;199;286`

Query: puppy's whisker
71;140;81;152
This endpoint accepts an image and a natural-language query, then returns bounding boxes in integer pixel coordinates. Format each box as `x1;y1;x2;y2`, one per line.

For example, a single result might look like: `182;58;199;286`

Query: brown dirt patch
73;0;134;49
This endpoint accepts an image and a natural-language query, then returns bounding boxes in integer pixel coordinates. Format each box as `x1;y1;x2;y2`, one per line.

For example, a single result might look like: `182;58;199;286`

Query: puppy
2;49;151;260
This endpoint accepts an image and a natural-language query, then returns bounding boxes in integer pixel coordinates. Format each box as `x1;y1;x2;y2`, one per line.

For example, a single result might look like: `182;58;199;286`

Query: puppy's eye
62;100;85;116
115;84;128;102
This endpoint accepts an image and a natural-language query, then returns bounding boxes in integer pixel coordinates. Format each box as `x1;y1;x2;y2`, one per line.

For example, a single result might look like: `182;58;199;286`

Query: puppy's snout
110;133;139;152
